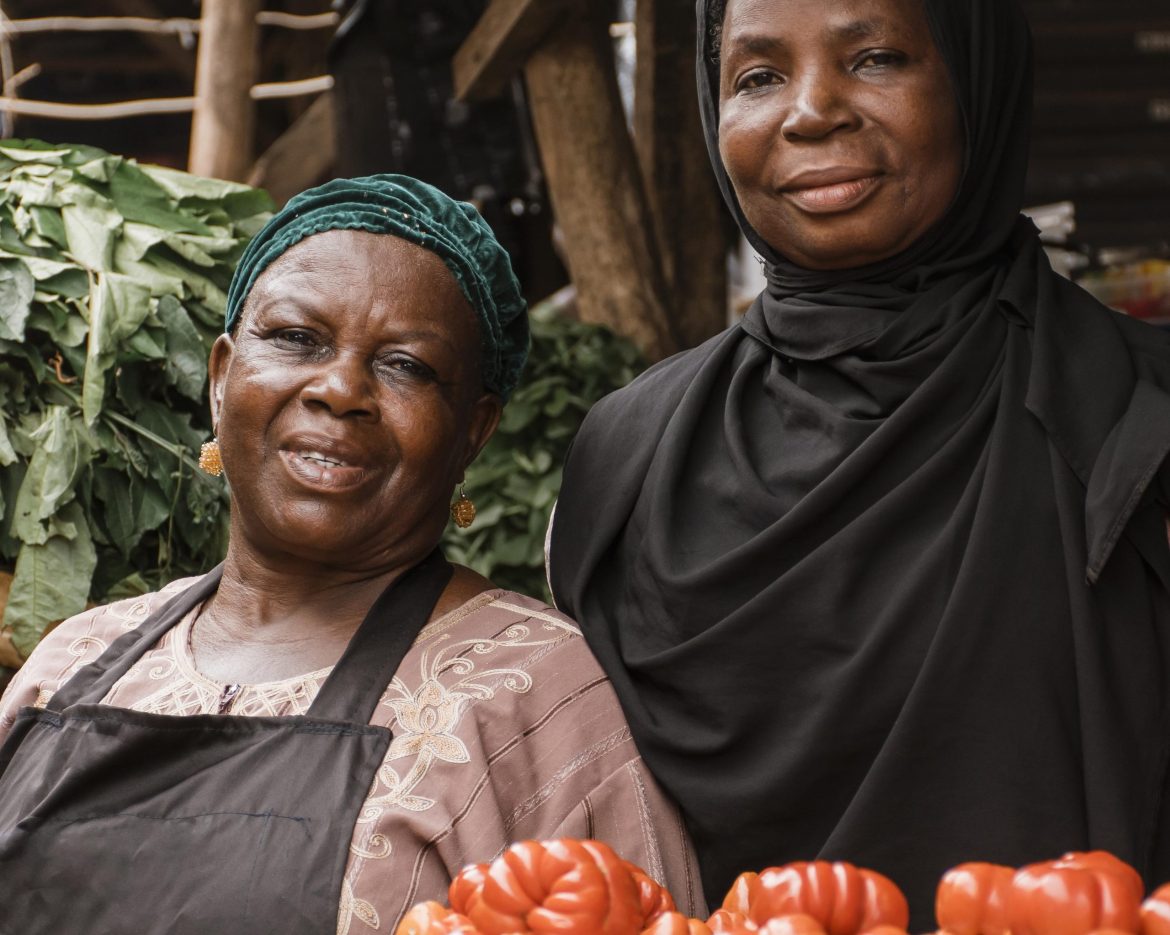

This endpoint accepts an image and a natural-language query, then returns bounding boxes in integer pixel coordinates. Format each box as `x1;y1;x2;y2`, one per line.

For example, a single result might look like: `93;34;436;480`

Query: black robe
549;0;1170;927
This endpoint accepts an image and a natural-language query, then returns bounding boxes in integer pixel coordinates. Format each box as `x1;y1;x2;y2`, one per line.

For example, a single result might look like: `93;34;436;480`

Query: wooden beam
248;93;335;205
524;9;679;362
188;0;262;182
635;0;729;347
453;0;573;101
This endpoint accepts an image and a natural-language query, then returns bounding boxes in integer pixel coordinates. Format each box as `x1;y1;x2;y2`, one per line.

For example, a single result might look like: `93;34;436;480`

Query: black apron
0;549;453;934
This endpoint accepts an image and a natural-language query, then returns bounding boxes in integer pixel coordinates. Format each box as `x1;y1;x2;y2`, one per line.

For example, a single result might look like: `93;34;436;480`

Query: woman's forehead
244;230;472;326
722;0;930;40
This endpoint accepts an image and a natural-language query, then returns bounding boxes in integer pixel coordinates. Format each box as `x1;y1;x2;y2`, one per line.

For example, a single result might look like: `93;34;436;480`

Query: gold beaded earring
198;439;223;477
450;484;476;528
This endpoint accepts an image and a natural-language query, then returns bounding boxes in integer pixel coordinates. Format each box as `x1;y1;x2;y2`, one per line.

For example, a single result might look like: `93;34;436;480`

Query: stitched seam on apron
38;809;310;825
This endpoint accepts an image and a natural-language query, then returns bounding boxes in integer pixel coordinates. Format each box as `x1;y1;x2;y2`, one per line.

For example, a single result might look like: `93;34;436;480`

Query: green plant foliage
442;302;646;600
0;140;273;659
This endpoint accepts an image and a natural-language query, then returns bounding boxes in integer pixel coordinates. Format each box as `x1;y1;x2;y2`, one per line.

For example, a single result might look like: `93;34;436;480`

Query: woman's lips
781;175;882;214
279;449;371;491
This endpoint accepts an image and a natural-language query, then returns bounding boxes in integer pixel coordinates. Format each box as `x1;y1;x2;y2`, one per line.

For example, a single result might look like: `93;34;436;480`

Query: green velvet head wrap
224;174;529;399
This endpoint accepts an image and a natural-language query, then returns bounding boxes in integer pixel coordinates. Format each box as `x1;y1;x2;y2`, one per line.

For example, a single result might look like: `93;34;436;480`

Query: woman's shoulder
596;326;737;413
402;587;619;720
417;588;592;671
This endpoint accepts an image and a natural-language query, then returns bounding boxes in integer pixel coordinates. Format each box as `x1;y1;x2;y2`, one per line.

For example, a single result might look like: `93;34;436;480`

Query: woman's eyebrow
830;18;889;42
724;32;787;62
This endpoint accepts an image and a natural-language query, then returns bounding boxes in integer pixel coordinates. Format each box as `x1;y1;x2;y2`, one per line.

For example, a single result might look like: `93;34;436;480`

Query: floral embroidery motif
362;619;573;816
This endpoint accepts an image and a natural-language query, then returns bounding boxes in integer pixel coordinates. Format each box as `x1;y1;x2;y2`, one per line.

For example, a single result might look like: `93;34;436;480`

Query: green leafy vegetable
0;140;273;661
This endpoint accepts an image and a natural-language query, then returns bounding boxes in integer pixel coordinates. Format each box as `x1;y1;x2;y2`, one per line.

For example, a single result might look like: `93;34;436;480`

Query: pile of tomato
395;839;1170;935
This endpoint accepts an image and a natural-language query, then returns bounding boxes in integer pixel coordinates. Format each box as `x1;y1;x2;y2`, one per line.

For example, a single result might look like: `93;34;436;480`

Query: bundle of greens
442;302;645;599
0;140;273;663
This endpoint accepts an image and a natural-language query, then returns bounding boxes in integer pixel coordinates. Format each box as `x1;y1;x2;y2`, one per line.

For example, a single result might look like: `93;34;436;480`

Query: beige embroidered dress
0;579;704;934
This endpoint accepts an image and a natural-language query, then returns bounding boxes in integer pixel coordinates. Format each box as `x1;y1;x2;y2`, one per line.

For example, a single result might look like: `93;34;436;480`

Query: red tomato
728;861;909;935
756;914;829;935
448;839;645;935
625;859;677;924
708;909;756;933
1140;882;1170;935
395;901;480;935
1053;852;1143;907
723;874;761;914
640;911;714;935
935;862;1014;935
1007;857;1141;935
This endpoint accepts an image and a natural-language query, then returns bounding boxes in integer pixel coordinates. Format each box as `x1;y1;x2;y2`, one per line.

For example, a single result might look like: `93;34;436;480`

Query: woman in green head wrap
0;175;700;934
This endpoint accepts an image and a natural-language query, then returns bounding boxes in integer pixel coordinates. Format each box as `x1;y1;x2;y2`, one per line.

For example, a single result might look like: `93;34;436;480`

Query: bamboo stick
0;77;331;121
0;12;338;36
0;95;196;119
250;75;333;100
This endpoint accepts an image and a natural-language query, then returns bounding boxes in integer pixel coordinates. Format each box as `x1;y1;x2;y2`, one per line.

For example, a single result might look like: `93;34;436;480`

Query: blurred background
1;0;1166;335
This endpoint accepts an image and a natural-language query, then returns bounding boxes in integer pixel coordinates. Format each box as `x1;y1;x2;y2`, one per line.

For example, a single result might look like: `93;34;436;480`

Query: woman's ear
207;333;235;431
462;392;504;472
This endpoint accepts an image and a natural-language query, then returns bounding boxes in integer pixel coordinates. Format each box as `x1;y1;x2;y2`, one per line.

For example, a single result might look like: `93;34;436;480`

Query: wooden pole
188;0;261;181
524;9;679;362
635;0;729;347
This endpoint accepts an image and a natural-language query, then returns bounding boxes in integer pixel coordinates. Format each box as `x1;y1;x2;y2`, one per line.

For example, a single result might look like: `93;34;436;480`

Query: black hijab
550;0;1170;925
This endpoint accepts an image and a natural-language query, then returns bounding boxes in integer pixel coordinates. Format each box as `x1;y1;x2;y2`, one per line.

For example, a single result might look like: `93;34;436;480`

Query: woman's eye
272;328;318;347
855;50;905;70
738;69;783;92
379;355;436;381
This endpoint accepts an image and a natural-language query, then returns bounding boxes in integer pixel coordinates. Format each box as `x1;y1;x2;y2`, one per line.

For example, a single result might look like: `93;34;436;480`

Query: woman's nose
781;71;857;141
301;354;378;420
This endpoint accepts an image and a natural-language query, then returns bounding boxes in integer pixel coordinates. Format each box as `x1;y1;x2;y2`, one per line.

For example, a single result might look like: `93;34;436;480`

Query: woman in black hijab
549;0;1170;926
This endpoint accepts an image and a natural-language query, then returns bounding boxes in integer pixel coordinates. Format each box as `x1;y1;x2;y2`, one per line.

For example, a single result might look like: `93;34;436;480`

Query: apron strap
47;551;450;725
306;548;453;723
48;566;226;711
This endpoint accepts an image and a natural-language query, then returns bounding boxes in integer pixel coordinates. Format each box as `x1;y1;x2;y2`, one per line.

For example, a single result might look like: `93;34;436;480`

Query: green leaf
10;406;89;544
61;184;122;271
0;258;34;341
93;467;138;555
82;272;151;425
0;145;71;164
31;205;68;249
157;296;208;400
26;300;88;348
124;326;167;360
140;165;256;203
39;266;90;299
3;501;97;658
0;414;16;466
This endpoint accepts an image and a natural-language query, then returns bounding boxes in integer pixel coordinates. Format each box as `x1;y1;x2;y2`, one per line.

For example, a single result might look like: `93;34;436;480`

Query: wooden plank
453;0;572;101
188;0;262;182
635;0;729;348
247;92;335;205
524;8;679;362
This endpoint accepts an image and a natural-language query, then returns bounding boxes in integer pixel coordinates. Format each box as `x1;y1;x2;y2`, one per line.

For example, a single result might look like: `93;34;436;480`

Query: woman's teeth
300;451;347;467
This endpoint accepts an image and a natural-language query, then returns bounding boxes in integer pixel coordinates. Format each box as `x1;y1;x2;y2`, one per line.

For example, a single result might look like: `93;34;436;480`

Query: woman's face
717;0;964;270
208;229;501;571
